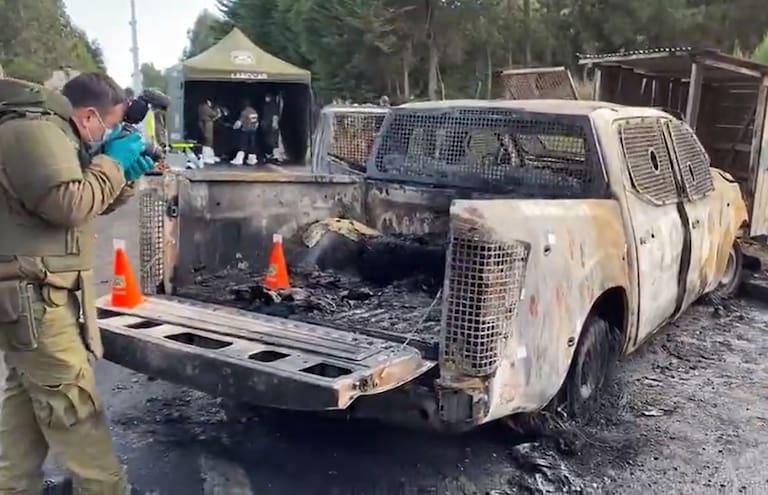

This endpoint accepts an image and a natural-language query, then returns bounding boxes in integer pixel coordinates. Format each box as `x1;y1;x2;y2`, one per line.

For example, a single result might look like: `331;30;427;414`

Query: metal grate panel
329;112;387;171
139;186;165;295
620;119;679;205
441;230;529;376
501;68;577;100
669;121;714;200
373;108;599;197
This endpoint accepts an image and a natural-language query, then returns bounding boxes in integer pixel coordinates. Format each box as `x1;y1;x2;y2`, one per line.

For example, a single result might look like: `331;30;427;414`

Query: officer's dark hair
62;72;126;112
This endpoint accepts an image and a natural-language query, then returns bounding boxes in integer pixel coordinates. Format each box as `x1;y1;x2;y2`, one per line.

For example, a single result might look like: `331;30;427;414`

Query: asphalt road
89;196;768;495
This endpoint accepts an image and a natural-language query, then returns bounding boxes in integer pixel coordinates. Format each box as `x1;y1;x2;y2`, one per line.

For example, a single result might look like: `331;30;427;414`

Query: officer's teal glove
122;155;156;182
103;132;144;170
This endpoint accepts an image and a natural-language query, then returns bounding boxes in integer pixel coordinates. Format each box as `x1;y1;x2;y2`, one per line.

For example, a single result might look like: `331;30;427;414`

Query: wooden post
747;79;768;236
685;62;704;130
593;67;603;101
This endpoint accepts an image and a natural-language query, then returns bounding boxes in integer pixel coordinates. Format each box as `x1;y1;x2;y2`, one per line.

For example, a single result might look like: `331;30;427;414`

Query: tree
86;39;107;72
140;63;167;93
754;33;768;64
212;0;768;102
0;0;105;82
183;9;221;59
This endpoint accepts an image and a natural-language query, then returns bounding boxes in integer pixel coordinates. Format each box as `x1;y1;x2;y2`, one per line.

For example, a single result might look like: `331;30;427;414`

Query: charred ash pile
179;227;448;347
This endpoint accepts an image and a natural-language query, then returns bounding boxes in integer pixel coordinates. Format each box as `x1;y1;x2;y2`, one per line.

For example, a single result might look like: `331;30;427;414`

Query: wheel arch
587;285;630;353
543;285;629;413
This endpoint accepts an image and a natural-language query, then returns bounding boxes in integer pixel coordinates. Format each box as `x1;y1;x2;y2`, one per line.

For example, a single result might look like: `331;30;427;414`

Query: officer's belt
0;256;81;290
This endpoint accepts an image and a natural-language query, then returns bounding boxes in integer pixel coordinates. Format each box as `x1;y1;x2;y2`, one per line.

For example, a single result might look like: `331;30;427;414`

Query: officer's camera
121;89;171;162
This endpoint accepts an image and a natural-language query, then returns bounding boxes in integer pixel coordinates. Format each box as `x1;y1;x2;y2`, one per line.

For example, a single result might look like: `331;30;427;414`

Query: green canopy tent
168;28;312;163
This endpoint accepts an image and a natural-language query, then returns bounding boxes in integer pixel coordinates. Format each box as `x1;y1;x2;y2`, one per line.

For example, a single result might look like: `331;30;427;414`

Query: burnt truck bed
97;170;464;414
97;295;435;410
177;267;443;359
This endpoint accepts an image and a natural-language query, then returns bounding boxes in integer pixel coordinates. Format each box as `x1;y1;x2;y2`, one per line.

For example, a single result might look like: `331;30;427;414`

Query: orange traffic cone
264;234;290;290
111;239;143;308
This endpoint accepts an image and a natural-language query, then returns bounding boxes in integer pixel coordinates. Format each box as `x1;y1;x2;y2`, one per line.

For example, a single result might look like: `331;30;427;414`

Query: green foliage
141;63;168;93
754;33;768;64
183;9;222;59
189;0;768;102
0;0;105;83
0;57;50;83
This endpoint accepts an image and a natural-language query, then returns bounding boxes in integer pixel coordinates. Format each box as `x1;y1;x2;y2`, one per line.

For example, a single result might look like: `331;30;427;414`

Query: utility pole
523;0;531;66
130;0;142;93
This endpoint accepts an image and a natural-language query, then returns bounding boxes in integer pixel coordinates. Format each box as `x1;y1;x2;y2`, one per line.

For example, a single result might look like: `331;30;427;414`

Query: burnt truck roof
396;99;624;116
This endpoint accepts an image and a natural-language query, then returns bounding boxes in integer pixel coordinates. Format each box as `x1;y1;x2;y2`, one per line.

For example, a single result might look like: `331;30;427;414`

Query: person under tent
261;93;279;162
230;99;261;166
197;99;221;164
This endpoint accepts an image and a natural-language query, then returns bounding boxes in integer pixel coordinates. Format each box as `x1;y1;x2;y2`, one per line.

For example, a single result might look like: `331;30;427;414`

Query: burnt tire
714;241;744;298
561;316;620;419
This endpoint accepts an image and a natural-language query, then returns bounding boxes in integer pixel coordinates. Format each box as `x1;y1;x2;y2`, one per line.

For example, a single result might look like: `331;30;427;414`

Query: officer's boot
43;476;73;495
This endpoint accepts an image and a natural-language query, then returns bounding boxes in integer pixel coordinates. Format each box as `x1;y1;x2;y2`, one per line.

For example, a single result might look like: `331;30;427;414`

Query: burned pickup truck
97;100;747;430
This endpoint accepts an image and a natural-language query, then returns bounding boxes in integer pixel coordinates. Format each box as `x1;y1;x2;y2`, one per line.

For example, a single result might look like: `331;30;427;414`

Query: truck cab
98;100;746;430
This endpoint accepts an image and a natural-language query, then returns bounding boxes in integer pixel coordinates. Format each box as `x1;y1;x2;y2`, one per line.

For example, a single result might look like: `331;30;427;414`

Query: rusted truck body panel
438;199;629;422
99;100;747;430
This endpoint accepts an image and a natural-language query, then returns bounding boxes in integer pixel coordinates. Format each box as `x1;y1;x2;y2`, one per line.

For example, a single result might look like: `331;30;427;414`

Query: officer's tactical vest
0;78;93;280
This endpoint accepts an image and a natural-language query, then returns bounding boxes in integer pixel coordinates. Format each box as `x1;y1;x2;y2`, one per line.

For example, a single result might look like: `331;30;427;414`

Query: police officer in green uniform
0;73;155;493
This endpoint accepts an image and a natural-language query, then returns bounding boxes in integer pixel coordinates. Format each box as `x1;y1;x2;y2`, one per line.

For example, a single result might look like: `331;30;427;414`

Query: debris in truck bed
180;268;443;346
179;230;448;355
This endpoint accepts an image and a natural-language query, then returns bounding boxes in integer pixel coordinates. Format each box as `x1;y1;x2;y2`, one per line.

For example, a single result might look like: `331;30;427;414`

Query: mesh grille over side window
372;108;601;197
328;112;387;171
669;120;714;200
501;69;577;100
620;119;678;205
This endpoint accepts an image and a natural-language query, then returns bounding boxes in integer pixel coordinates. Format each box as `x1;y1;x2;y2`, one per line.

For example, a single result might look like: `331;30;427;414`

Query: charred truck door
666;120;719;309
618;118;687;342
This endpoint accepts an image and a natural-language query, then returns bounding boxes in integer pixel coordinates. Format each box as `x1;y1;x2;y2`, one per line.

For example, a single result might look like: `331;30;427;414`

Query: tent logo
230;50;255;65
231;72;268;80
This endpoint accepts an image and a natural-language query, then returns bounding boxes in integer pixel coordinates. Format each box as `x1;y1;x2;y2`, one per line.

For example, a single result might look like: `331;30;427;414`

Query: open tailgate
96;295;434;410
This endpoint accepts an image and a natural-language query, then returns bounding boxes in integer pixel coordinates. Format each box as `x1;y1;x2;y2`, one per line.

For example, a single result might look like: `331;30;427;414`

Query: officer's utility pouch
0;280;39;351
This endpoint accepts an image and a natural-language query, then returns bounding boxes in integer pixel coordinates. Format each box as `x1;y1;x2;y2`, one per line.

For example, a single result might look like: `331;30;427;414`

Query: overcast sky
64;0;220;88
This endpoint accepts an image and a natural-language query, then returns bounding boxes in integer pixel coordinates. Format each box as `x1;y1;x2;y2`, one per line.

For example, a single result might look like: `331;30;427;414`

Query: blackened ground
91;200;768;494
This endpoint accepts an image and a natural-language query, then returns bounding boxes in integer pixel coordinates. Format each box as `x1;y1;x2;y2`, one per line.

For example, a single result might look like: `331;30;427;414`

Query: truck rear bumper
96;296;435;410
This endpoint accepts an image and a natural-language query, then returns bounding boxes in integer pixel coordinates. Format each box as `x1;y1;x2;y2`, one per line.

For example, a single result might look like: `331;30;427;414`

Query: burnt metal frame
367;106;610;199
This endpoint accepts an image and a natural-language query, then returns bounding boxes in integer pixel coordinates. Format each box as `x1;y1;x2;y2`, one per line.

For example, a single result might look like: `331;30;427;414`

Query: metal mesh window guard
669;121;714;200
500;69;577;100
620;119;679;205
441;230;529;376
372;108;600;197
328;112;387;171
139;185;165;295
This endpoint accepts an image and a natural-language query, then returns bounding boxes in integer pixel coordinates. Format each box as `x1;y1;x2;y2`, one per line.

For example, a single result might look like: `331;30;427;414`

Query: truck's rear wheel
714;241;743;298
561;315;619;419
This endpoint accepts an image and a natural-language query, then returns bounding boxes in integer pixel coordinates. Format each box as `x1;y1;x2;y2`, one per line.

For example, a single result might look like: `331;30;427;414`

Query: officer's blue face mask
85;110;121;155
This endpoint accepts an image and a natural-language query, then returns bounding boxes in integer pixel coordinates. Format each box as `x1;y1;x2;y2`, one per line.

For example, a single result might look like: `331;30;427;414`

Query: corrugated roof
578;46;694;61
578;47;768;81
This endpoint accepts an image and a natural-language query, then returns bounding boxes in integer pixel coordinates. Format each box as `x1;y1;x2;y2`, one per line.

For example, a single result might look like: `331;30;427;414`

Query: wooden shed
579;48;768;237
